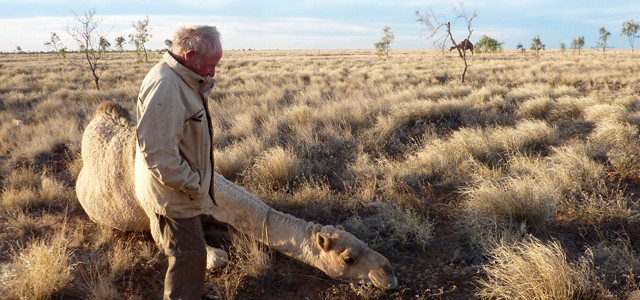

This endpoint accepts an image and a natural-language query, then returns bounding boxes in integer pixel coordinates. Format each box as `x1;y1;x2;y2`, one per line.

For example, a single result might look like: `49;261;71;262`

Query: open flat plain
1;49;640;299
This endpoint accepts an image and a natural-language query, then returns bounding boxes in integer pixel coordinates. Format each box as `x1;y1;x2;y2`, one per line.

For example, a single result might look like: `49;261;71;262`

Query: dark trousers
157;214;206;300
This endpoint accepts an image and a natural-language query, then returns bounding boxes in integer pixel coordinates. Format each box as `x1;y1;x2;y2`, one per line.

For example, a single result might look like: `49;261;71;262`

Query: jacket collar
164;52;215;95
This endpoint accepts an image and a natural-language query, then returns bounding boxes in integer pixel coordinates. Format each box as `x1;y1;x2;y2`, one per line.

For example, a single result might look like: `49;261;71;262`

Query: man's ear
316;232;332;252
184;50;197;62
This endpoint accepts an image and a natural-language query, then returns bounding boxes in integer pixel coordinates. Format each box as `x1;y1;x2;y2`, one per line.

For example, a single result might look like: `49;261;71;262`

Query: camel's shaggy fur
76;102;148;231
76;101;397;290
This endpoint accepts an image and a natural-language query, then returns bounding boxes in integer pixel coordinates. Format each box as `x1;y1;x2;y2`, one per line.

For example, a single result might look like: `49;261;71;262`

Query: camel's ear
316;232;332;252
335;224;345;231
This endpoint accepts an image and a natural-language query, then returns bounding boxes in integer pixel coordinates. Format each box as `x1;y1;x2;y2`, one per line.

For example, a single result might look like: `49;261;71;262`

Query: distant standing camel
449;39;474;55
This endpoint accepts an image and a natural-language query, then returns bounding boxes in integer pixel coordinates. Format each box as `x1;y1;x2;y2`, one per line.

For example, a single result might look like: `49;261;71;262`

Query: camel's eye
343;256;355;265
341;249;359;265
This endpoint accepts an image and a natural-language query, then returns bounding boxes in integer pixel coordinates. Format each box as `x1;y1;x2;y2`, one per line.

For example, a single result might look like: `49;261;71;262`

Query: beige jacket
135;52;216;219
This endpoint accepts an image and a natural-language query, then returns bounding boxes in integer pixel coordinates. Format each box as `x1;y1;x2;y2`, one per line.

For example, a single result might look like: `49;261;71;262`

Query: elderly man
135;25;222;299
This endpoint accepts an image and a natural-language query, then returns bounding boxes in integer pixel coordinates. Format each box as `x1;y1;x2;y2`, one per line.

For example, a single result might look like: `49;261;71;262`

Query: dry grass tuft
345;202;434;251
242;146;300;190
564;183;639;226
1;188;42;211
463;176;559;248
477;236;610;299
591;236;640;292
608;144;640;179
517;96;554;120
75;232;158;300
214;136;264;180
1;170;74;211
109;240;139;277
219;233;272;300
3;209;42;241
548;96;589;122
392;119;557;189
1;229;75;299
77;263;121;300
587;113;638;163
381;204;434;251
545;144;606;196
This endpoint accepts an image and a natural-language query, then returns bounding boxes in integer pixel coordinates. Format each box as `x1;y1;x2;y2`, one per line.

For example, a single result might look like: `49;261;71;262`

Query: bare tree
44;32;65;55
416;2;477;83
67;9;109;90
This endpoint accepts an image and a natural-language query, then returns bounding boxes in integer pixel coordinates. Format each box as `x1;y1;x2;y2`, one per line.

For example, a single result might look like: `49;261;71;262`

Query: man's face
185;44;223;78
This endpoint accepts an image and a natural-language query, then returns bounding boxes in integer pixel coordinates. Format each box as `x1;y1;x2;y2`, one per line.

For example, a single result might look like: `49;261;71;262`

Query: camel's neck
260;207;322;264
208;173;321;266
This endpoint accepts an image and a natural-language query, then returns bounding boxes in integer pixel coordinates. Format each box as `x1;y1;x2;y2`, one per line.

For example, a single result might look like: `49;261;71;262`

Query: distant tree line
513;20;639;56
371;10;639;58
430;20;638;57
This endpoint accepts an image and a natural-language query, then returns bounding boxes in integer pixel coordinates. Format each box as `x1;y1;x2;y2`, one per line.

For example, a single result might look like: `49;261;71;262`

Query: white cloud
294;0;434;6
0;0;68;3
0;14;391;52
207;16;382;50
0;0;237;8
0;17;72;52
177;0;238;8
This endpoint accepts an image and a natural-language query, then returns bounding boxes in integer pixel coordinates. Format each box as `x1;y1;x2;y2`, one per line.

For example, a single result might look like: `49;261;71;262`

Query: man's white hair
172;25;221;55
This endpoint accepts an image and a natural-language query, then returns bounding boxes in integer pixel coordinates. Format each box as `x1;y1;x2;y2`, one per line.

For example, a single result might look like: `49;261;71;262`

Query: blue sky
1;0;639;52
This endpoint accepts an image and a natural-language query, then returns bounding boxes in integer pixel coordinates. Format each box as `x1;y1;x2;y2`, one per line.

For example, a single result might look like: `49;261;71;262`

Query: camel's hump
96;101;135;124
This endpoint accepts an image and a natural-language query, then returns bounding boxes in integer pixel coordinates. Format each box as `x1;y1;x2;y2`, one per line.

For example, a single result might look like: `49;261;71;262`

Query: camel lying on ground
449;39;474;55
75;101;398;290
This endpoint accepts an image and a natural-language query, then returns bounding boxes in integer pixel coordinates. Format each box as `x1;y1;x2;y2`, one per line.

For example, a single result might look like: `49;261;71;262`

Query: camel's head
312;225;397;290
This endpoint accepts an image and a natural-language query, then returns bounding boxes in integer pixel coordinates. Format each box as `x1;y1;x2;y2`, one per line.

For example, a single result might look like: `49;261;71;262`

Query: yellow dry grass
1;226;75;300
477;236;610;299
1;49;640;298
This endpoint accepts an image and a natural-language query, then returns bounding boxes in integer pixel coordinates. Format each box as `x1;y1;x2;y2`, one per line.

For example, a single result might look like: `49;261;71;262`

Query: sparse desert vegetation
1;49;640;299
